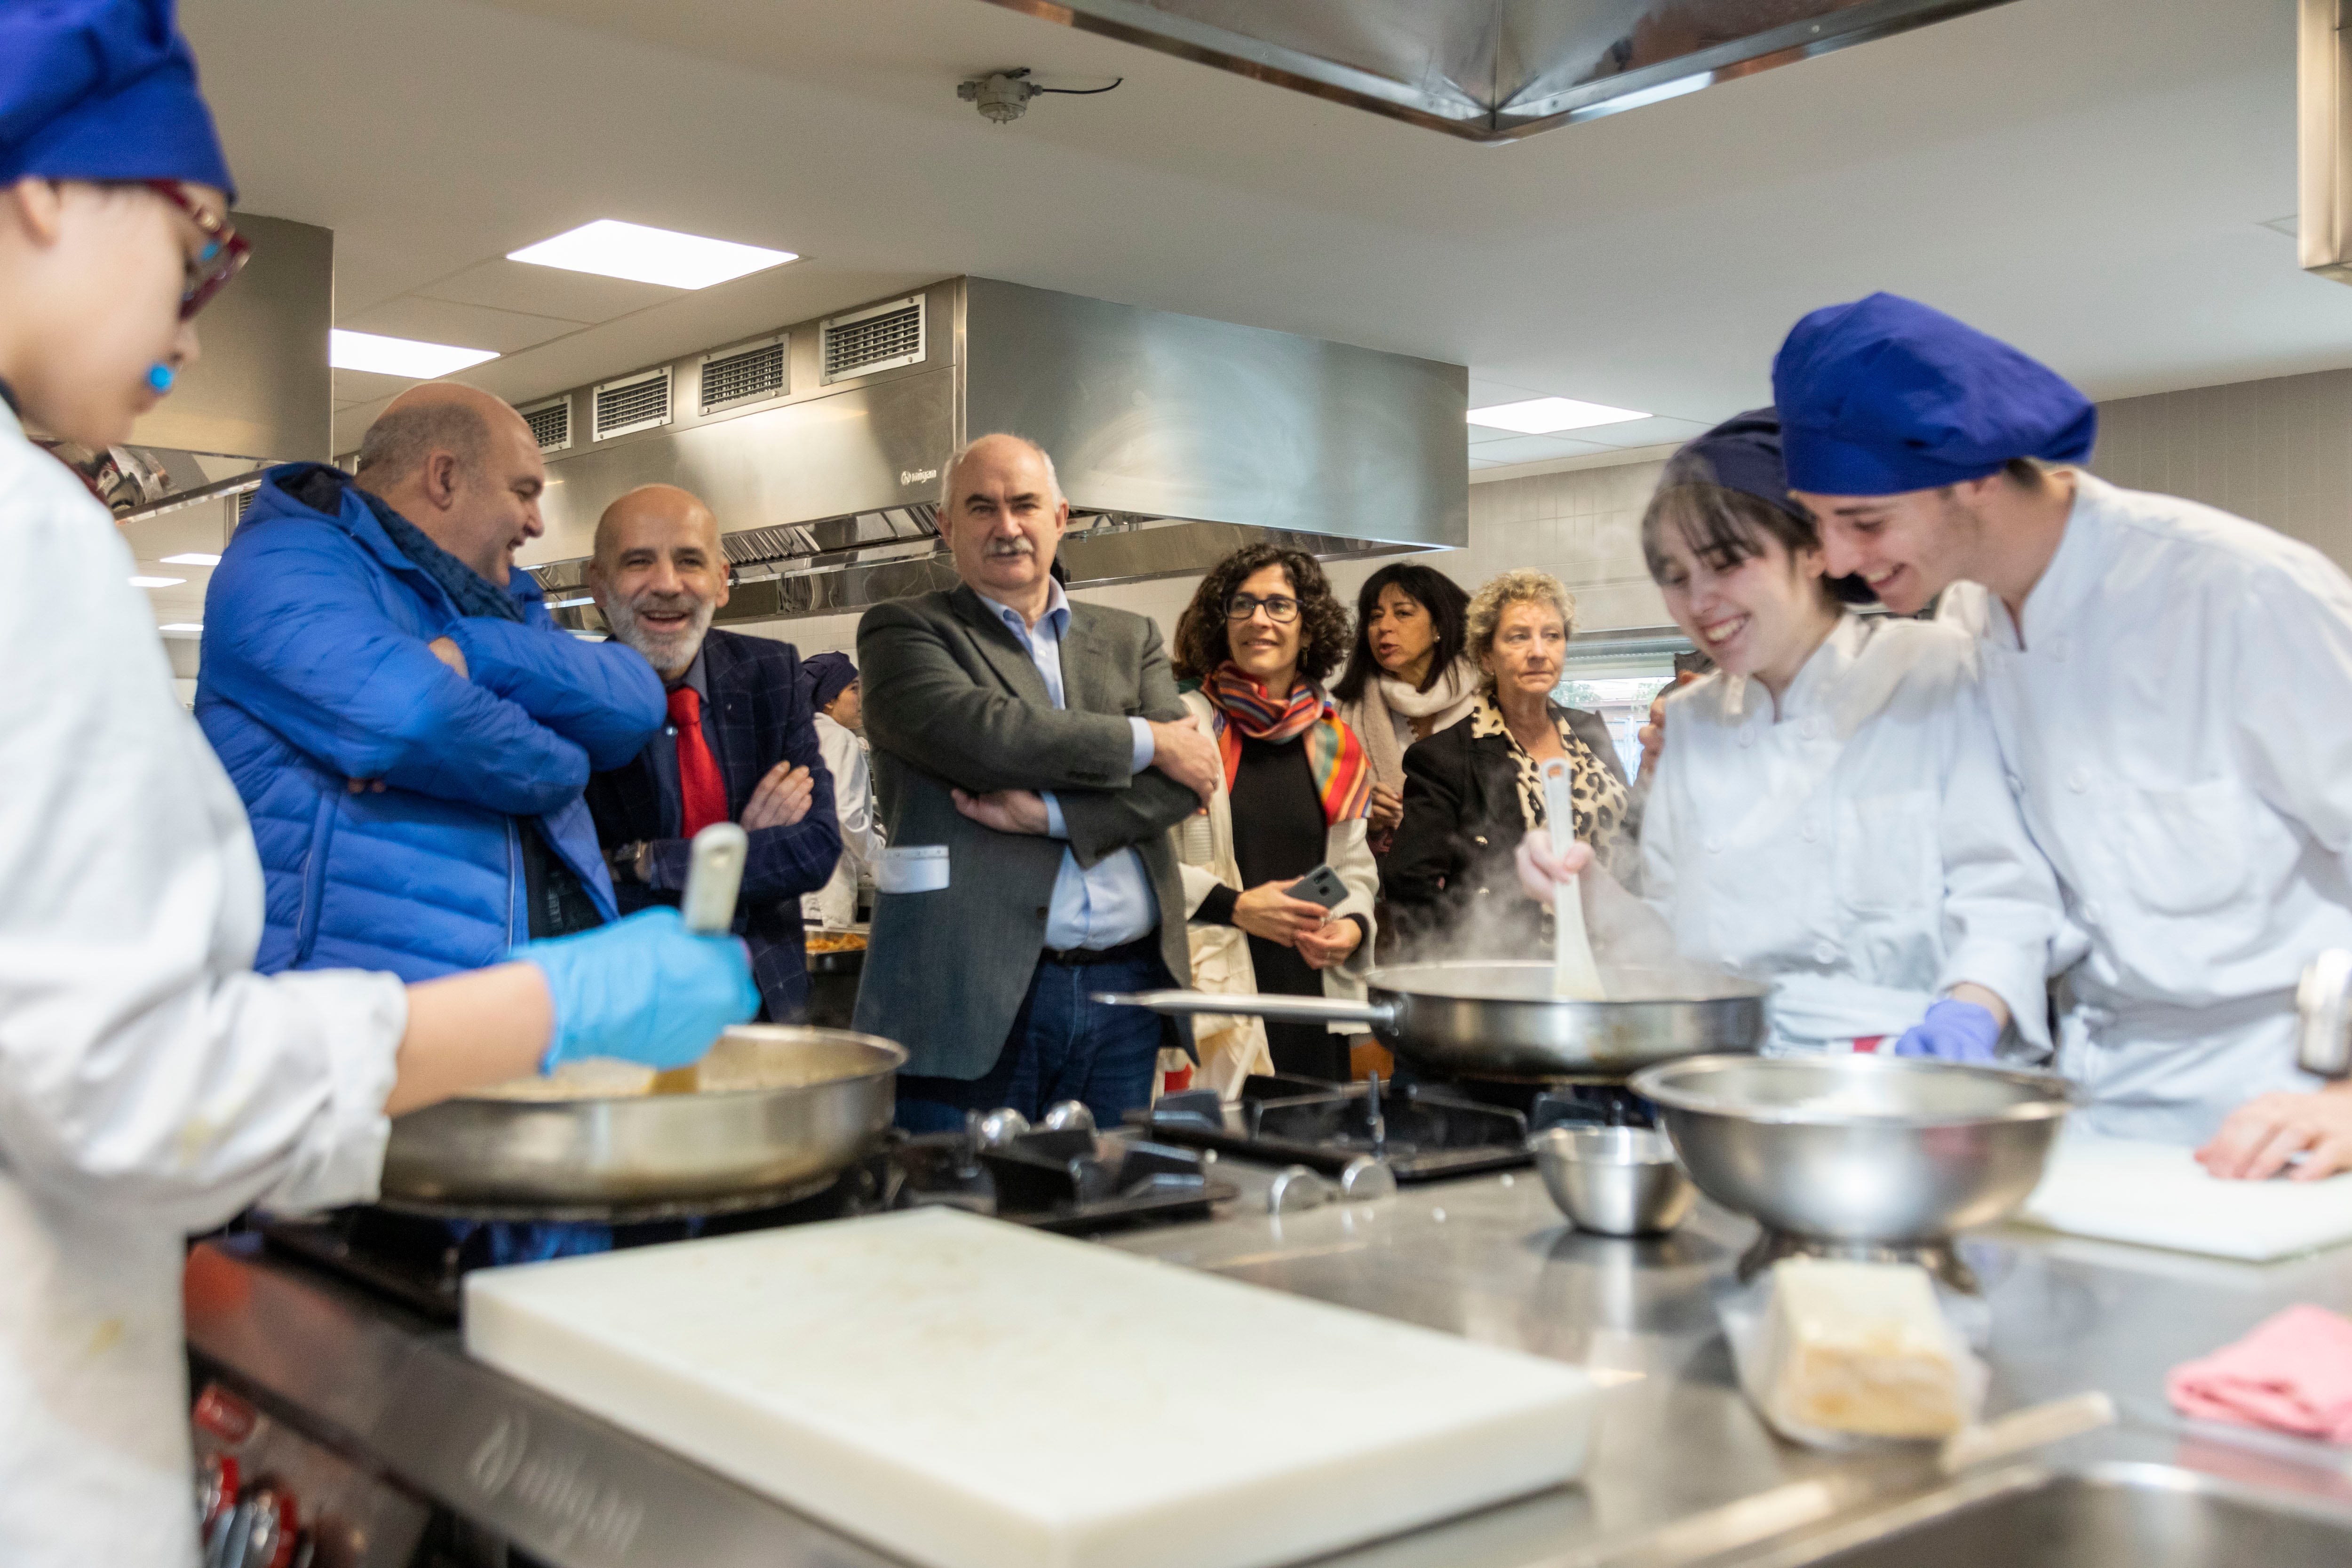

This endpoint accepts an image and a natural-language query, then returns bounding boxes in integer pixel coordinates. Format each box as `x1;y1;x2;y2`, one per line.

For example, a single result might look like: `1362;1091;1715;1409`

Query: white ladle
1540;759;1607;1001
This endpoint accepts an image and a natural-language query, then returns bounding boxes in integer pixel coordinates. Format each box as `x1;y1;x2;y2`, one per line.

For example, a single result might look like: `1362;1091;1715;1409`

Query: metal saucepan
380;1025;904;1211
1100;960;1768;1078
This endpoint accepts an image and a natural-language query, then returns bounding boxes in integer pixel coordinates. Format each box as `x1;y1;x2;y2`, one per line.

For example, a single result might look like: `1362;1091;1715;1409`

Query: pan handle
1093;988;1391;1028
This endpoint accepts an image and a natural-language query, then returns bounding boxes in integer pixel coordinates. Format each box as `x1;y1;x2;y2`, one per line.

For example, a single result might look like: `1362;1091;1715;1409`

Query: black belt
1039;935;1158;967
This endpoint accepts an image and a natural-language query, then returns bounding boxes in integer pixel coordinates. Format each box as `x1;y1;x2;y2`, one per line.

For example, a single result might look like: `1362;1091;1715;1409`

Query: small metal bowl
1528;1126;1695;1236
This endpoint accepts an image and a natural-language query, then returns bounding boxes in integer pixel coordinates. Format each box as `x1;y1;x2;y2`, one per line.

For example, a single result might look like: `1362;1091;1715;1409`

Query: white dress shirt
1942;473;2352;1140
1642;611;2061;1055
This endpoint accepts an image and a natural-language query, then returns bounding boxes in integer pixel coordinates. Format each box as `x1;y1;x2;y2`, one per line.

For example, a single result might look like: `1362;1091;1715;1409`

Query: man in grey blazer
854;434;1222;1129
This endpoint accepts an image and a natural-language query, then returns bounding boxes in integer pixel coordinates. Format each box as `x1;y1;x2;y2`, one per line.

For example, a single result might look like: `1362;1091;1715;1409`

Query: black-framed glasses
145;180;250;320
1225;593;1299;623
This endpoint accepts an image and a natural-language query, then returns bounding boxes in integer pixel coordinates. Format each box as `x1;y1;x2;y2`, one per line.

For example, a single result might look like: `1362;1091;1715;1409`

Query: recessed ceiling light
506;219;798;290
549;595;596;608
1467;397;1649;435
159;552;222;566
160;622;204;634
129;575;185;588
330;330;500;379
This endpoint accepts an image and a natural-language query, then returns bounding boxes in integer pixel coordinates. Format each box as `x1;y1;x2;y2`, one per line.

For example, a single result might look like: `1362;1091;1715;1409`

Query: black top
1197;734;1367;1081
1384;704;1633;956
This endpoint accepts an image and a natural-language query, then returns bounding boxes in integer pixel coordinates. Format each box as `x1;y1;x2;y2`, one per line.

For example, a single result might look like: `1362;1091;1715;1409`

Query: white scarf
1351;657;1481;786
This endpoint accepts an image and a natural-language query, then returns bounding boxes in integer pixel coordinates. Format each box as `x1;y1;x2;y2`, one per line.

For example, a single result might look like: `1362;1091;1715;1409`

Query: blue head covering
1661;407;1805;521
0;0;235;197
1771;293;2094;495
800;651;857;712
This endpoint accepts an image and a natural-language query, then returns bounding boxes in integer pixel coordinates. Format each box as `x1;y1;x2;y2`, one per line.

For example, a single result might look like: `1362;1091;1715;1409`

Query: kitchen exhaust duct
977;0;2021;142
519;277;1465;624
2304;0;2352;285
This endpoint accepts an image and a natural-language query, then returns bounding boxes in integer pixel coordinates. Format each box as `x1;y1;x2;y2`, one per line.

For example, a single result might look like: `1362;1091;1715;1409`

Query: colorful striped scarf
1200;661;1373;825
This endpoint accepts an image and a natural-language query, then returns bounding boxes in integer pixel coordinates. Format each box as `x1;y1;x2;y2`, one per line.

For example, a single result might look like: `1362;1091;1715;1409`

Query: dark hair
1639;482;1875;606
1177;544;1352;685
1168;601;1203;684
1330;562;1471;704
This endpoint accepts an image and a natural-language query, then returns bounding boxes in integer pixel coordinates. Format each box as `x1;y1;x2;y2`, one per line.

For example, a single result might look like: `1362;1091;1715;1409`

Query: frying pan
1100;960;1767;1079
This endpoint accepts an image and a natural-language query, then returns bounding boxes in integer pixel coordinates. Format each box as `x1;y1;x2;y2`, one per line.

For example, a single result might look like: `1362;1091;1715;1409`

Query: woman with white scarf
1330;564;1481;855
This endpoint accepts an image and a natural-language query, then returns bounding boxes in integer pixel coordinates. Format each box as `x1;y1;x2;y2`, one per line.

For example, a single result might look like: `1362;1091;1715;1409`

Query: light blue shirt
975;581;1160;950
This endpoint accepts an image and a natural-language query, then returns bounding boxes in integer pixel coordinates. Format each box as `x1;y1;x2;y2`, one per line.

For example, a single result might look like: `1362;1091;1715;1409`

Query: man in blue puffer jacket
198;384;666;979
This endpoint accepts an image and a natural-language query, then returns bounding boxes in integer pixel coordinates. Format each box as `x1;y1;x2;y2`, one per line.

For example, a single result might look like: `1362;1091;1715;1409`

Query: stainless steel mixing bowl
1528;1126;1695;1236
1628;1054;2077;1244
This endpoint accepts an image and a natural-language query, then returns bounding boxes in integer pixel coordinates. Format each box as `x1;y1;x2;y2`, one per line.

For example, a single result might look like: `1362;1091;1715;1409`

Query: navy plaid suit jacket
584;628;842;1020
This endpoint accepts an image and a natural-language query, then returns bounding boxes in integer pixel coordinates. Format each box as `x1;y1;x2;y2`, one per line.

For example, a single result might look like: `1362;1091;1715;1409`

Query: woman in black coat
1384;569;1634;955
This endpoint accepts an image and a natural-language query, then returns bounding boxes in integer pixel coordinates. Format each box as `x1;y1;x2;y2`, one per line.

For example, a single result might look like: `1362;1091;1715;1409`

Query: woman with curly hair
1384;569;1632;954
1170;543;1378;1085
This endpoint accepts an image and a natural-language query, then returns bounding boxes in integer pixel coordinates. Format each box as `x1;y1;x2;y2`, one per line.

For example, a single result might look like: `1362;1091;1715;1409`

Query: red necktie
667;686;728;837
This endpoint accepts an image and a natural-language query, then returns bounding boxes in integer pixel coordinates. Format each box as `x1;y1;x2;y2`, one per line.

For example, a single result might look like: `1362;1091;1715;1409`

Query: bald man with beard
197;383;665;978
583;485;842;1021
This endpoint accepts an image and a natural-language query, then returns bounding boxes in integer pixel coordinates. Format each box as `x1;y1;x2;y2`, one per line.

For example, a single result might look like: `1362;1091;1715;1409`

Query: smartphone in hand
1284;864;1348;910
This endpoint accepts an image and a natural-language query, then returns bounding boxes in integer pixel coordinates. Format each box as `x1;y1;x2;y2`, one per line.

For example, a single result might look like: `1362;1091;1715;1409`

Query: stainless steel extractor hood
516;277;1467;625
2304;0;2352;285
976;0;2021;142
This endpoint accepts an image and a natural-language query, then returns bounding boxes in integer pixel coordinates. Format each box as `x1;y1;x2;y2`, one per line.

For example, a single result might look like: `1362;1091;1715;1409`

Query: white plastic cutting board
2018;1134;2352;1260
464;1208;1597;1568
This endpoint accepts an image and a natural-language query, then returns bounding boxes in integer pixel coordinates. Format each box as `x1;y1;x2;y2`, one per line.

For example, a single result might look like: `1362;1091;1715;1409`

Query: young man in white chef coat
0;6;758;1562
1771;292;2352;1178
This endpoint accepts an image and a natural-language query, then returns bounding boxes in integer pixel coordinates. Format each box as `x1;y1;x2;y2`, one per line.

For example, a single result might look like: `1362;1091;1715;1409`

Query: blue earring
147;363;175;393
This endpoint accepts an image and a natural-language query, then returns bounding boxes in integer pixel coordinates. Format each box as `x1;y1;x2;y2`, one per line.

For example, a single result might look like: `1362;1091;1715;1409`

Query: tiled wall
2090;369;2352;567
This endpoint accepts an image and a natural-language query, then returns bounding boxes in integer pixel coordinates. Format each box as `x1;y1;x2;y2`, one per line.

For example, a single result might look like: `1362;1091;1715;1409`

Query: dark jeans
895;950;1168;1133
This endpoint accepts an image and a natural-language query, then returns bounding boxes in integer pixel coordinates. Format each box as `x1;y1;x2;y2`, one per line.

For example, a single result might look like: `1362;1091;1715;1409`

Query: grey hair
938;433;1062;511
353;398;492;486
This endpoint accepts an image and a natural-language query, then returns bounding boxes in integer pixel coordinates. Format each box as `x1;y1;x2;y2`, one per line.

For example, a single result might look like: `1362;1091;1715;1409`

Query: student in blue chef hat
0;6;758;1560
1514;407;2063;1065
1771;292;2352;1178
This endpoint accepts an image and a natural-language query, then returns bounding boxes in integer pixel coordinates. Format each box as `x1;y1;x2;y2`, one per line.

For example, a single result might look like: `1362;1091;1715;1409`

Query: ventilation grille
235;488;256;519
700;336;787;414
523;397;571;453
593;368;671;440
822;296;925;382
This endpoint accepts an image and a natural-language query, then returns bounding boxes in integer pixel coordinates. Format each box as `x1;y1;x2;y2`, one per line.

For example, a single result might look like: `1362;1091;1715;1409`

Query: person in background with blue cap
800;650;884;930
1772;292;2352;1178
0;5;757;1560
1515;410;2061;1061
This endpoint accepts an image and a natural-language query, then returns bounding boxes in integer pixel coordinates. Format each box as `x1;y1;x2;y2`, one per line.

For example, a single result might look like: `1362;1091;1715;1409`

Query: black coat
1383;703;1631;955
585;629;842;1021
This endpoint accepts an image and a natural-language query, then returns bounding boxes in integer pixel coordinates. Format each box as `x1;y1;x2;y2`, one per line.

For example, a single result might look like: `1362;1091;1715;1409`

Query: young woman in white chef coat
0;8;755;1563
1518;411;2062;1060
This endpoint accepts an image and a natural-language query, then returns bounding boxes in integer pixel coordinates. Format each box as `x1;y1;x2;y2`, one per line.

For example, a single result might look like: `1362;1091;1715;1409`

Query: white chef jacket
802;711;882;929
0;406;408;1567
1642;611;2061;1056
1940;473;2352;1141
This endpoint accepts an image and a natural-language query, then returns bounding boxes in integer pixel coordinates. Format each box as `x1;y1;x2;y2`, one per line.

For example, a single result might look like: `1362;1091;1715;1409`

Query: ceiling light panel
1467;397;1649;434
160;622;203;634
330;330;500;378
507;220;797;290
160;552;221;566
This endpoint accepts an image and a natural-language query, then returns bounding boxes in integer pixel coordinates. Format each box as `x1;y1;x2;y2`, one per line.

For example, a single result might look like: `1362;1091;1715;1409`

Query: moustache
983;538;1035;558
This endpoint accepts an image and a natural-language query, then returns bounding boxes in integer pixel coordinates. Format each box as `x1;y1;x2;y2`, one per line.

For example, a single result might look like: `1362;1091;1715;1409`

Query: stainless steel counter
187;1159;2352;1568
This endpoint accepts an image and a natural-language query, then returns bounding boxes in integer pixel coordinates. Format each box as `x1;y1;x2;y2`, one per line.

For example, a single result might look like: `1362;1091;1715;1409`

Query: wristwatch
608;840;655;885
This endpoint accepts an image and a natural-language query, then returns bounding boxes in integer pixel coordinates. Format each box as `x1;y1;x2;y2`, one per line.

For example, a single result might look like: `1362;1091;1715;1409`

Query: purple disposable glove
1892;998;2001;1064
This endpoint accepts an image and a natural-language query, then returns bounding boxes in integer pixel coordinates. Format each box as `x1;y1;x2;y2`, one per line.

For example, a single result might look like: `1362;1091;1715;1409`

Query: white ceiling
173;0;2342;480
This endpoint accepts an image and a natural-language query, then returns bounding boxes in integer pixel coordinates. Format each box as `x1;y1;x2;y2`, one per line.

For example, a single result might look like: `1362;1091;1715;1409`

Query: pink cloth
2166;1305;2352;1444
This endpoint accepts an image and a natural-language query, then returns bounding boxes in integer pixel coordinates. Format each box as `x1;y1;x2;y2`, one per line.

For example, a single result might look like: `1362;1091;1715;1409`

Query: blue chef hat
1771;293;2094;496
0;0;236;198
1662;407;1806;522
799;651;858;712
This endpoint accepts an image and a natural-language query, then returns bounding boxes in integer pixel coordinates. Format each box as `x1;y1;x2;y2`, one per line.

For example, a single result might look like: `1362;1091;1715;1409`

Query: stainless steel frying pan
1101;960;1767;1078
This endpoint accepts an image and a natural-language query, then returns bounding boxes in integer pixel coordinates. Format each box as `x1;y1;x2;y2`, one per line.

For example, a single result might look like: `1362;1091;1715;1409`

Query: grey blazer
851;584;1199;1079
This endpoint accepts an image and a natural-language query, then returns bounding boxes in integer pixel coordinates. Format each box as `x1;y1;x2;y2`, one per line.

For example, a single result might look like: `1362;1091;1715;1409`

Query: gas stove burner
1736;1228;1982;1296
1402;1071;1659;1134
1142;1073;1533;1182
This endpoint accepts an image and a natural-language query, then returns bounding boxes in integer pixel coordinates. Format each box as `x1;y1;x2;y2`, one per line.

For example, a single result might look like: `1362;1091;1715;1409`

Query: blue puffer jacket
196;464;666;979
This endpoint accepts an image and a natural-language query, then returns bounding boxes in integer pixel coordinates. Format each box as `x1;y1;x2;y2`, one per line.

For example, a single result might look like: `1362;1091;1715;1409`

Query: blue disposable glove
517;907;760;1073
1892;998;2001;1064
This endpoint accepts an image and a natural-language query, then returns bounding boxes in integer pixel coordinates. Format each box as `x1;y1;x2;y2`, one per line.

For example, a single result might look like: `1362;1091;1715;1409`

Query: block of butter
1755;1259;1966;1440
